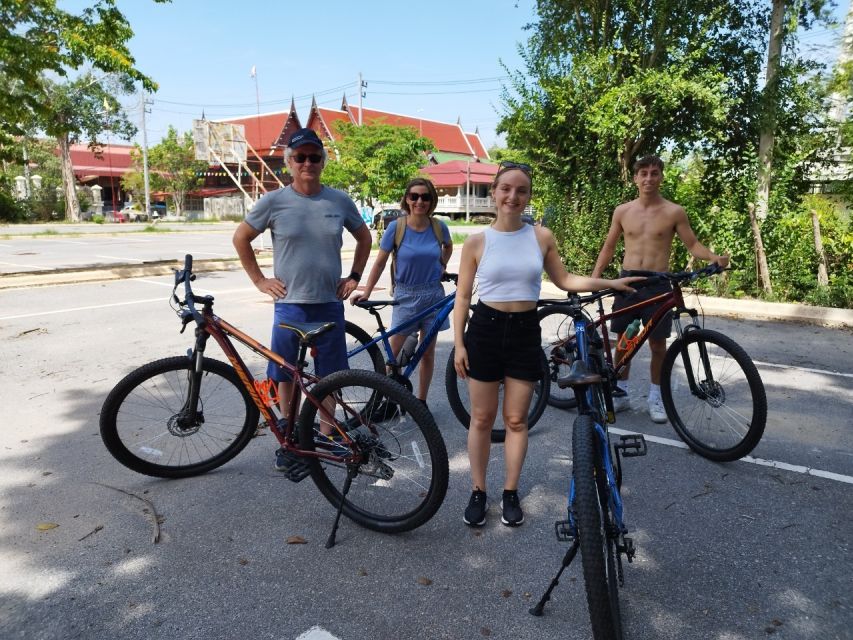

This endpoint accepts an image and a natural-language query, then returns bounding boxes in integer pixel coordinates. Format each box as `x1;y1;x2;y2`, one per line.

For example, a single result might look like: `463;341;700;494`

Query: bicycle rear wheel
444;346;550;443
537;304;578;409
99;356;259;478
572;414;623;640
661;328;766;461
298;369;448;534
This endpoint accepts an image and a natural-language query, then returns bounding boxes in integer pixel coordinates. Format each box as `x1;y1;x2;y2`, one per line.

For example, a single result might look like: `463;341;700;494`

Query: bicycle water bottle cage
278;320;338;346
557;360;602;388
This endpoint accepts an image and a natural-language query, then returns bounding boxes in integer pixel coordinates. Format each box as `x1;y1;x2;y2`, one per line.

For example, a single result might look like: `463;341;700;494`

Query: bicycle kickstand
325;465;358;549
529;539;579;616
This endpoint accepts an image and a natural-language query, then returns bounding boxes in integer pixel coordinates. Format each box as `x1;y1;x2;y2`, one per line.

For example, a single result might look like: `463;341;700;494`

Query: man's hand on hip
255;277;287;299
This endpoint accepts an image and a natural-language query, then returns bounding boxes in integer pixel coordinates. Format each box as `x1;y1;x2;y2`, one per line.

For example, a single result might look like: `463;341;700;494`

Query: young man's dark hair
632;155;664;175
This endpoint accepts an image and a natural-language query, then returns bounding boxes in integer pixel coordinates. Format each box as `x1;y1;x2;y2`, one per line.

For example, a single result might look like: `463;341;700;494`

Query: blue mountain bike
530;287;648;639
338;273;550;443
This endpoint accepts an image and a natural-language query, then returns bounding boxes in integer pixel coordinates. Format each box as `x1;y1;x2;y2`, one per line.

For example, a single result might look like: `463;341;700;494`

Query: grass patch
35;229;59;236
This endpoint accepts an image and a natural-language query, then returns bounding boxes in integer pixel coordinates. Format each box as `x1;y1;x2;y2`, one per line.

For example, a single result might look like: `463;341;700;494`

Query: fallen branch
92;483;161;543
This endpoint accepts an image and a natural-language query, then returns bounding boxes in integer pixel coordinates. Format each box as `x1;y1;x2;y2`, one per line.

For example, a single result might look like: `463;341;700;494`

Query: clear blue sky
61;0;541;149
59;0;848;150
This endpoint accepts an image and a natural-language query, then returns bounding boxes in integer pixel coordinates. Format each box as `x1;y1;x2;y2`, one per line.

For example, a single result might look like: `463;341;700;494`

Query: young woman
453;162;642;527
351;178;453;407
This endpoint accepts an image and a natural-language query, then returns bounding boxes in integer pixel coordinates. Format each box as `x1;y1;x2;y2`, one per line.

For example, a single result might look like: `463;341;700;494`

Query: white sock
648;383;661;402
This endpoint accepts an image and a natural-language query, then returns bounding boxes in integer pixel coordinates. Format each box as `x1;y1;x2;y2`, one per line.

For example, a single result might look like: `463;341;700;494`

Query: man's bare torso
618;196;684;272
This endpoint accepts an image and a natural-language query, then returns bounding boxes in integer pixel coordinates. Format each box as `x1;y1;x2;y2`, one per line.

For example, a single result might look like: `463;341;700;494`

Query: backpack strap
430;217;448;267
390;216;408;294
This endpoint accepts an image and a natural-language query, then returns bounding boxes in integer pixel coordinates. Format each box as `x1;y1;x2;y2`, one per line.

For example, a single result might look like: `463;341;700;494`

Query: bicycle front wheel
572;414;623;640
298;369;448;534
661;329;767;461
99;356;259;478
538;305;578;409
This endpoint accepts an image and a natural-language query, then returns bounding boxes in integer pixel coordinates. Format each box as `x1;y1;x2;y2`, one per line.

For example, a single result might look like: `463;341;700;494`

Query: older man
233;128;372;469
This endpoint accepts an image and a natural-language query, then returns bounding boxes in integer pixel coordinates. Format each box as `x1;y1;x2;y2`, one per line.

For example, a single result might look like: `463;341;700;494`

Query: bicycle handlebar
564;263;727;308
172;254;210;327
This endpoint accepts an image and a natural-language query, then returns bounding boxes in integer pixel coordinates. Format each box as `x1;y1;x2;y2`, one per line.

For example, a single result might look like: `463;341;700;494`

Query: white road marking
295;627;340;640
0;260;42;269
0;287;257;321
609;427;853;485
753;359;853;379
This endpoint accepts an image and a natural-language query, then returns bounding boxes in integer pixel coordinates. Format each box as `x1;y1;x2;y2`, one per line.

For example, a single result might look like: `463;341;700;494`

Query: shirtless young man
591;156;729;423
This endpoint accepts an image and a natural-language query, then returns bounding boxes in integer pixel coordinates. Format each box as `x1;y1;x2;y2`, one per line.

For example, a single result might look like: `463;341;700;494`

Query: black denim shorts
464;301;542;382
610;270;673;340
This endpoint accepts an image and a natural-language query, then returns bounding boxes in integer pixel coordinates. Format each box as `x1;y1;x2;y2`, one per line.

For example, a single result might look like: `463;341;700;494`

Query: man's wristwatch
348;270;361;283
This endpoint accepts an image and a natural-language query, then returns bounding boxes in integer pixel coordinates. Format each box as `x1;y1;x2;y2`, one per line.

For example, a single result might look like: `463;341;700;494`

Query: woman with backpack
350;178;453;408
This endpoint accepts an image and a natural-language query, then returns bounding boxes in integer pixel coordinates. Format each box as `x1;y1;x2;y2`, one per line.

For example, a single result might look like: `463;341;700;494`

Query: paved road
0;223;482;276
1;264;851;640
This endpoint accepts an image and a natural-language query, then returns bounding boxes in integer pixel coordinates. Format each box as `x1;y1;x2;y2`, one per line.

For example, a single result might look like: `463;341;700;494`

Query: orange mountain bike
538;264;767;461
99;255;449;546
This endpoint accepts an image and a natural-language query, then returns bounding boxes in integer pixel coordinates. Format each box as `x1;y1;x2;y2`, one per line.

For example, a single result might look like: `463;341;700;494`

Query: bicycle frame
350;290;456;379
184;300;354;463
568;317;626;533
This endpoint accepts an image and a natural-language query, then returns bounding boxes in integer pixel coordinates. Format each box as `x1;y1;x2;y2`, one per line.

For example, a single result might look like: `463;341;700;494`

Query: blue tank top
476;224;543;302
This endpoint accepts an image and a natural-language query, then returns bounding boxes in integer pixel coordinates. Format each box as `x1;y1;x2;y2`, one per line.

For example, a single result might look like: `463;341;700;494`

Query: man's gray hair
285;146;328;164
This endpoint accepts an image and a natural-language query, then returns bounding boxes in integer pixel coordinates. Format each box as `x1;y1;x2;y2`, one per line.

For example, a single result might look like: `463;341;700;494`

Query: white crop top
476;224;544;302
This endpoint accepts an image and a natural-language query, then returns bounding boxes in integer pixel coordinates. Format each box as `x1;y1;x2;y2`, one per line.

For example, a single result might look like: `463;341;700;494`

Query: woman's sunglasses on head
499;161;532;174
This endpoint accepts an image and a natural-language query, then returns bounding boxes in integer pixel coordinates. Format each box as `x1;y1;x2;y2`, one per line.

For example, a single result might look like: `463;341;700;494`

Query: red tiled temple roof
70;143;134;180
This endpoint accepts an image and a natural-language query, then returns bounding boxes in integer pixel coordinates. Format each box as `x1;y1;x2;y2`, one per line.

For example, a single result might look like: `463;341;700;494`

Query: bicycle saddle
557;360;603;388
277;320;338;344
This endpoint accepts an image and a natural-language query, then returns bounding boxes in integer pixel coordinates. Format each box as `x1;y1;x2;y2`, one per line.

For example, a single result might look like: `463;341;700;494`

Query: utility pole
358;73;367;125
140;93;152;216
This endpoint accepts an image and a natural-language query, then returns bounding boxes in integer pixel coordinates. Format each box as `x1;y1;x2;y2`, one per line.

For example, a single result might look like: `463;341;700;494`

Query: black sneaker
463;489;488;527
501;490;524;526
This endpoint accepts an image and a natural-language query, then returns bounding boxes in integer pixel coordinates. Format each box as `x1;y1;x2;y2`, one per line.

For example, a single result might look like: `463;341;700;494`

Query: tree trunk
754;0;785;222
811;209;829;287
748;203;772;294
57;135;80;222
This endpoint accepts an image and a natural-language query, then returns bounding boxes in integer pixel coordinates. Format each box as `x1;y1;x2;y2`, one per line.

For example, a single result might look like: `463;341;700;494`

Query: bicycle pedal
621;536;636;562
277;450;311;483
615;434;647;457
554;519;576;543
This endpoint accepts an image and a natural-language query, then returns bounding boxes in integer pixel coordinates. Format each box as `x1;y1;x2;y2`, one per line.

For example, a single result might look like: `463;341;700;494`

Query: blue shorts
392;281;450;335
268;302;348;382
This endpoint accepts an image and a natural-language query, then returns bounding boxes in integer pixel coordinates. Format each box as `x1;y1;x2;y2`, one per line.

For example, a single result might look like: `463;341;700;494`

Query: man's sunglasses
292;153;323;164
499;160;532;174
406;192;433;202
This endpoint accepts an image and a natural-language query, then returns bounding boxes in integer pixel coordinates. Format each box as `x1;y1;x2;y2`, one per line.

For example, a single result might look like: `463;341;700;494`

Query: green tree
321;121;435;206
124;126;206;215
40;73;138;221
0;0;165;157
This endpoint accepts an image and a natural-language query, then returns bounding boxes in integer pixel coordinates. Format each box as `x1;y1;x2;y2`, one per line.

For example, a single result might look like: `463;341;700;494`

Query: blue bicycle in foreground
530;286;648;640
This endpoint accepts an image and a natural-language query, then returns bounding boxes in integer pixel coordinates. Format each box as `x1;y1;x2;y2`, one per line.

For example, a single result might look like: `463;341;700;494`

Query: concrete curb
538;281;853;330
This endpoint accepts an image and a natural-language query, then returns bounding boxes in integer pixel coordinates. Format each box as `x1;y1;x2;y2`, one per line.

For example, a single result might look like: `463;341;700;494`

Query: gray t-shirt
245;185;364;303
